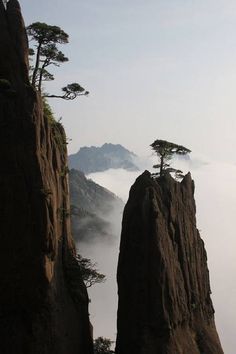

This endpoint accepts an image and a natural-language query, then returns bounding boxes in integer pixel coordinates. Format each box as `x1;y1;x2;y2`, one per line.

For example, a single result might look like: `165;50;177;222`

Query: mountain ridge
69;143;139;174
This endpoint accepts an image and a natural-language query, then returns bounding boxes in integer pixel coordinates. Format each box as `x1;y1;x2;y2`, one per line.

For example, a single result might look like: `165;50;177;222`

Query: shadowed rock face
0;2;93;354
116;171;223;354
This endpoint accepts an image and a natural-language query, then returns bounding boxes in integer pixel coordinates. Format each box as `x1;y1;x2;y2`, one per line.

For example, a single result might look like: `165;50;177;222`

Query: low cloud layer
80;156;235;353
88;169;140;202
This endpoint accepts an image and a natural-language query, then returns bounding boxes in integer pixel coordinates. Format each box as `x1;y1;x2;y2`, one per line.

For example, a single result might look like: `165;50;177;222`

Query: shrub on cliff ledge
43;98;55;123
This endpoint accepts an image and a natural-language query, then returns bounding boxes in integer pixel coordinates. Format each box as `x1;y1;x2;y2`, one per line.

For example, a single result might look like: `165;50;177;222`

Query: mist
76;155;236;353
72;167;139;344
193;161;236;353
78;237;121;343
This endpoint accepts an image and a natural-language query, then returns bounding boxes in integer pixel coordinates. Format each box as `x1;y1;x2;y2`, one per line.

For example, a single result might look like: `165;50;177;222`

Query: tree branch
44;92;88;100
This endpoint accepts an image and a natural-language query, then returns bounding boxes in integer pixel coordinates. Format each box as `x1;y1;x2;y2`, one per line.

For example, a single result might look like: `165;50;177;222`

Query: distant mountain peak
100;143;136;154
69;143;139;174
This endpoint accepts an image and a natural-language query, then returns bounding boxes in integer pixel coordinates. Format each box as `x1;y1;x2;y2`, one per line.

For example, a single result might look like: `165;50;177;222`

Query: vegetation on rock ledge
150;139;191;179
27;22;89;99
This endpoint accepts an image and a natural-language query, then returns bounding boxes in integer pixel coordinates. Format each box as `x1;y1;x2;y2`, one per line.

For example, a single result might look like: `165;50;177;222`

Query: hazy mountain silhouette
69;143;139;174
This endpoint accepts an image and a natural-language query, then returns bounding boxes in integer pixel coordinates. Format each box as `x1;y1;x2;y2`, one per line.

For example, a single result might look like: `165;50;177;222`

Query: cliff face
116;171;223;354
0;2;93;354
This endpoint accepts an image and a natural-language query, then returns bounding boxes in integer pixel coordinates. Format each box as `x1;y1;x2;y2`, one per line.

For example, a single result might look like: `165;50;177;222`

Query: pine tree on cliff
27;22;89;98
76;254;106;288
150;139;191;178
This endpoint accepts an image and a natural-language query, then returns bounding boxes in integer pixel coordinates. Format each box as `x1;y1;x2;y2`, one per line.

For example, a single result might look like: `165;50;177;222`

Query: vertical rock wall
0;1;93;353
116;171;223;354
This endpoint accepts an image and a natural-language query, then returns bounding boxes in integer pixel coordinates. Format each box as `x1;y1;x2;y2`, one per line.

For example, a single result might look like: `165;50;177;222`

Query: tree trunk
38;61;46;91
31;42;42;87
160;155;164;176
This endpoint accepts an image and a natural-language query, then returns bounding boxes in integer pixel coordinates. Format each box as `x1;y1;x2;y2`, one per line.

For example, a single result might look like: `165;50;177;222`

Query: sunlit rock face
116;171;223;354
0;1;93;353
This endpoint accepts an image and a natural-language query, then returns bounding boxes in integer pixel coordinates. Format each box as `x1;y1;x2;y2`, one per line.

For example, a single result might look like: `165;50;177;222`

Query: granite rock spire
116;171;223;354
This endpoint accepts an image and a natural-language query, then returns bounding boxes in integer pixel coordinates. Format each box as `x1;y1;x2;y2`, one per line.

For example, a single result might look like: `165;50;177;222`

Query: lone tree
27;22;89;97
150;139;191;178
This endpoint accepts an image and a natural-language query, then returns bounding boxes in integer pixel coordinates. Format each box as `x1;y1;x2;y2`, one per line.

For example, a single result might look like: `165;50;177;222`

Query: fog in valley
74;155;236;354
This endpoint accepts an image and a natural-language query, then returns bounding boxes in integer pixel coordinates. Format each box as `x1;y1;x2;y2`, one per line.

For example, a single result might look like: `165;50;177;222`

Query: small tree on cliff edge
150;139;191;178
27;22;89;98
77;254;106;288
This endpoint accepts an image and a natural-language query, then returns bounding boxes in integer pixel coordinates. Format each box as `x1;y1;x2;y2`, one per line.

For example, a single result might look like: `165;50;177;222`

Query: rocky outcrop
0;1;93;353
116;171;223;354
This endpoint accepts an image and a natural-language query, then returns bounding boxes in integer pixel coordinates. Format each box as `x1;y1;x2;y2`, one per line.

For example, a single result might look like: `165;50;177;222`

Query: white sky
19;1;236;352
20;0;236;161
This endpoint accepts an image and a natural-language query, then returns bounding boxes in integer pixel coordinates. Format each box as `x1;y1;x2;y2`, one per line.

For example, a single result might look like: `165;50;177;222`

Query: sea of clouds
78;154;236;353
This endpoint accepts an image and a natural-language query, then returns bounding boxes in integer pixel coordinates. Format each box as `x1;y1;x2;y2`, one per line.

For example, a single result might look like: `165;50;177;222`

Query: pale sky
20;0;236;161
